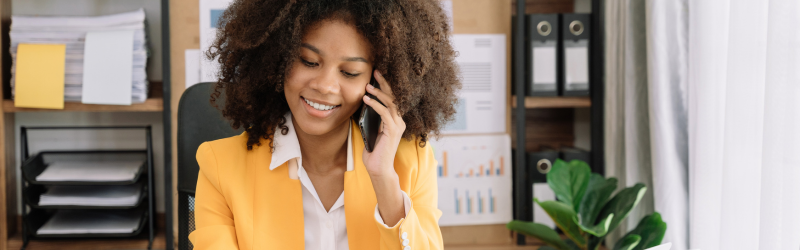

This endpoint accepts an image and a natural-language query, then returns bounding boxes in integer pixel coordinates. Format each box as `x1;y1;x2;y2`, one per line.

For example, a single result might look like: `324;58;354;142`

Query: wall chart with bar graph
429;134;512;226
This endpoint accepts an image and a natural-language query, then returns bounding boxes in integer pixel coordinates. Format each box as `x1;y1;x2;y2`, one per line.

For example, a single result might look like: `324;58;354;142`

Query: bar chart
431;134;511;226
439;154;504;178
454;188;497;215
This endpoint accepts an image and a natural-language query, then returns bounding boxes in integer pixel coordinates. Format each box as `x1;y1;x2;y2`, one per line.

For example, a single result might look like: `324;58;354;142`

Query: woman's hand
362;70;406;177
361;70;406;226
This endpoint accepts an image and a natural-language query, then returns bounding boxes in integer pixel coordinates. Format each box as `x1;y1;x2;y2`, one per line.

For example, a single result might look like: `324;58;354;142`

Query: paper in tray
37;209;143;235
36;160;144;182
39;182;142;206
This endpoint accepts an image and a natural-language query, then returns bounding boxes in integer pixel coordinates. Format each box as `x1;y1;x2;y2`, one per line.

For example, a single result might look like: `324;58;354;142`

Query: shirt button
326;221;333;229
401;232;408;240
403;239;409;246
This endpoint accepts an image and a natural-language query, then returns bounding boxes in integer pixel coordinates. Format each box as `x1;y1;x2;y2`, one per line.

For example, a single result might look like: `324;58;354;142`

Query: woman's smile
301;96;341;118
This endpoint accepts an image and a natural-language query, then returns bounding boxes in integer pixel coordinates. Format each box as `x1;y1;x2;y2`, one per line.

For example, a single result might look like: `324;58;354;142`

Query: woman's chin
293;117;349;137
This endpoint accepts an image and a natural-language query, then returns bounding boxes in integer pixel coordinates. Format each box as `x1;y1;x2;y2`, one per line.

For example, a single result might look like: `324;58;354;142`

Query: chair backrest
177;82;241;250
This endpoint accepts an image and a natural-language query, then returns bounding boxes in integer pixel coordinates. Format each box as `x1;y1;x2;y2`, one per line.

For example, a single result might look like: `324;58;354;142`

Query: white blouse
268;113;411;250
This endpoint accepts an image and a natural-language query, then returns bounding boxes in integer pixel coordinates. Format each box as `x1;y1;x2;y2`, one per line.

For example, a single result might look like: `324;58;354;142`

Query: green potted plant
507;159;667;250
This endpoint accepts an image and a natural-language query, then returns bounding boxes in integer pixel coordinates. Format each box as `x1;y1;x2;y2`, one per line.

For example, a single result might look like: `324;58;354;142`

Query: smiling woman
190;0;461;250
208;0;460;150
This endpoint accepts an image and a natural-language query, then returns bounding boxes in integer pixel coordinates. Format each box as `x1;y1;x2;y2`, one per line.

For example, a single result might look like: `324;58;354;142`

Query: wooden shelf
2;98;164;113
511;96;591;109
7;230;166;250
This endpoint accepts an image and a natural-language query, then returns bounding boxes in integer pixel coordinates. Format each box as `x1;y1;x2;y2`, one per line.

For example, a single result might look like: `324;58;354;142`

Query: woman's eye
341;70;360;78
301;58;318;67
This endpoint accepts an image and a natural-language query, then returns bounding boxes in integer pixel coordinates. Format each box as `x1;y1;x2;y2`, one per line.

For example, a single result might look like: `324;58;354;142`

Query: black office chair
177;82;240;250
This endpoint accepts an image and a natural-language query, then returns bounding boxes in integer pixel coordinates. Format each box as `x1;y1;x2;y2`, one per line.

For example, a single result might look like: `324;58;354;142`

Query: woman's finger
374;70;393;96
366;84;397;114
363;95;396;126
371;70;403;120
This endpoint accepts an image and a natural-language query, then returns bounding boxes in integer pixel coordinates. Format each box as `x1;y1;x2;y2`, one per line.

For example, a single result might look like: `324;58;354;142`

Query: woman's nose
310;68;340;95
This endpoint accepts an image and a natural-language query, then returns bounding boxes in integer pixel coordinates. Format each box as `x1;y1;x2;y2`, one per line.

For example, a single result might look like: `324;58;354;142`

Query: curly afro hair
208;0;461;150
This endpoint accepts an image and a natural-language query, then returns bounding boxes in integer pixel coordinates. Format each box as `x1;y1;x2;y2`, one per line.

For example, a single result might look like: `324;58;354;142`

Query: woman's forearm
370;172;405;226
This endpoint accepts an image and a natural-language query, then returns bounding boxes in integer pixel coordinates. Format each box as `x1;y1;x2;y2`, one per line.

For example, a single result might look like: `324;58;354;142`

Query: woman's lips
301;96;339;119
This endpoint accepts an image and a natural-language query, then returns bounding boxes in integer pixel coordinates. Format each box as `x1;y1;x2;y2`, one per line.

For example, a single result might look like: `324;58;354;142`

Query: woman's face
284;19;373;136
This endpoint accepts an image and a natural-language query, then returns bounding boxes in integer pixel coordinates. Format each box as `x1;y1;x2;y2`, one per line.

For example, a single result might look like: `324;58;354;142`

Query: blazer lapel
251;141;305;249
345;120;380;250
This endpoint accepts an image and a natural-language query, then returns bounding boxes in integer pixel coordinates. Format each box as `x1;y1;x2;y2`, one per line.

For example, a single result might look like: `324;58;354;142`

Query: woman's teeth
305;98;337;111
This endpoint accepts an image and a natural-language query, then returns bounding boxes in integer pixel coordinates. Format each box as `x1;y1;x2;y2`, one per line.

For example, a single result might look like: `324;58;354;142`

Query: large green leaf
613;234;641;250
579;174;618;230
564;239;582;250
596;183;647;233
574;212;613;236
535;199;586;247
506;221;569;250
547;159;591;212
539;247;559;250
587;235;605;250
627;212;667;250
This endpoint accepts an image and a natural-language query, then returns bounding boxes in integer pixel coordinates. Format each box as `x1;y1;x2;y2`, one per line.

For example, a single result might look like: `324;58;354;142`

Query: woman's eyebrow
302;43;368;63
342;56;368;63
301;43;322;55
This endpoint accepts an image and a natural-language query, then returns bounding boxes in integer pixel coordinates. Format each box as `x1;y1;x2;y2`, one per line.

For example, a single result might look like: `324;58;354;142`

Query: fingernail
367;84;374;90
375;70;382;78
364;95;370;101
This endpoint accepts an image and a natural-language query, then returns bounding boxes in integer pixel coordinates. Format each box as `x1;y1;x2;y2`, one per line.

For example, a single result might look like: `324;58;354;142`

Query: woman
189;0;460;249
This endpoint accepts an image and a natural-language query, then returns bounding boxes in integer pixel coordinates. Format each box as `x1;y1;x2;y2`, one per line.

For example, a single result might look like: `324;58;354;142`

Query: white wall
14;112;165;214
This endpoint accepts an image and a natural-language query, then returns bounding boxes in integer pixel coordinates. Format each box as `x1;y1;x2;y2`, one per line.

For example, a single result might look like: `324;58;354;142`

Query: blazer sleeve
188;142;240;249
375;142;444;250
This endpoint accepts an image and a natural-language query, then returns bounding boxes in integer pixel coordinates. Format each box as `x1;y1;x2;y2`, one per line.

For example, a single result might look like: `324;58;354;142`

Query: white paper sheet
185;49;201;89
565;46;589;89
200;0;234;82
532;46;556;84
443;34;507;134
37;210;142;235
39;183;142;206
430;134;512;226
36;160;144;182
532;183;556;228
81;30;134;105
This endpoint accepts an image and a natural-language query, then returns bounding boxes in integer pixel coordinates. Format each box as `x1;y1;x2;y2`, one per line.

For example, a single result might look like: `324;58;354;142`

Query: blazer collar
269;112;354;173
251;119;379;250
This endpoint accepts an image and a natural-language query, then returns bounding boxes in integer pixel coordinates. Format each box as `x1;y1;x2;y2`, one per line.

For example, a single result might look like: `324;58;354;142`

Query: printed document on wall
443;34;506;134
430;134;512;226
199;0;234;82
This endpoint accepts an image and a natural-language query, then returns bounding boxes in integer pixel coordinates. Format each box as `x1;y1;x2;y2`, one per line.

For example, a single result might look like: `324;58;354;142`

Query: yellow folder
14;44;66;109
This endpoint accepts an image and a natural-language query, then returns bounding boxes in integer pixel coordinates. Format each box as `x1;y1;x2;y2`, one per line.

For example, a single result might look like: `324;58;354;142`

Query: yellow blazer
189;120;444;249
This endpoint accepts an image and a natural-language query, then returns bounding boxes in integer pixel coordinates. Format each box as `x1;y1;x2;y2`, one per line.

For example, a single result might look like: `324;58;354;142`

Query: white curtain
605;0;690;249
688;0;800;249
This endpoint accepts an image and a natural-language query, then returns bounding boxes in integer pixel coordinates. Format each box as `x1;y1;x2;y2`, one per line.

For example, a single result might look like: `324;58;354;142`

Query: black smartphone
358;76;384;152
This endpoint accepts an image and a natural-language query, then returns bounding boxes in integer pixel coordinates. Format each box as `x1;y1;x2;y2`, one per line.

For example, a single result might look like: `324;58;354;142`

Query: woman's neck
291;116;349;175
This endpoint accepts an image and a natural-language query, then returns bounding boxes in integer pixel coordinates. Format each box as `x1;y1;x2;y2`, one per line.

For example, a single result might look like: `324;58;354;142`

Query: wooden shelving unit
512;0;605;246
2;98;164;113
511;96;591;109
0;0;173;249
7;231;166;250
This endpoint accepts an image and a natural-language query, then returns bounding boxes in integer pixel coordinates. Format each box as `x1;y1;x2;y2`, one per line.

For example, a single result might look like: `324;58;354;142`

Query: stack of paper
39;183;142;207
37;209;143;235
9;9;149;104
36;160;144;183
